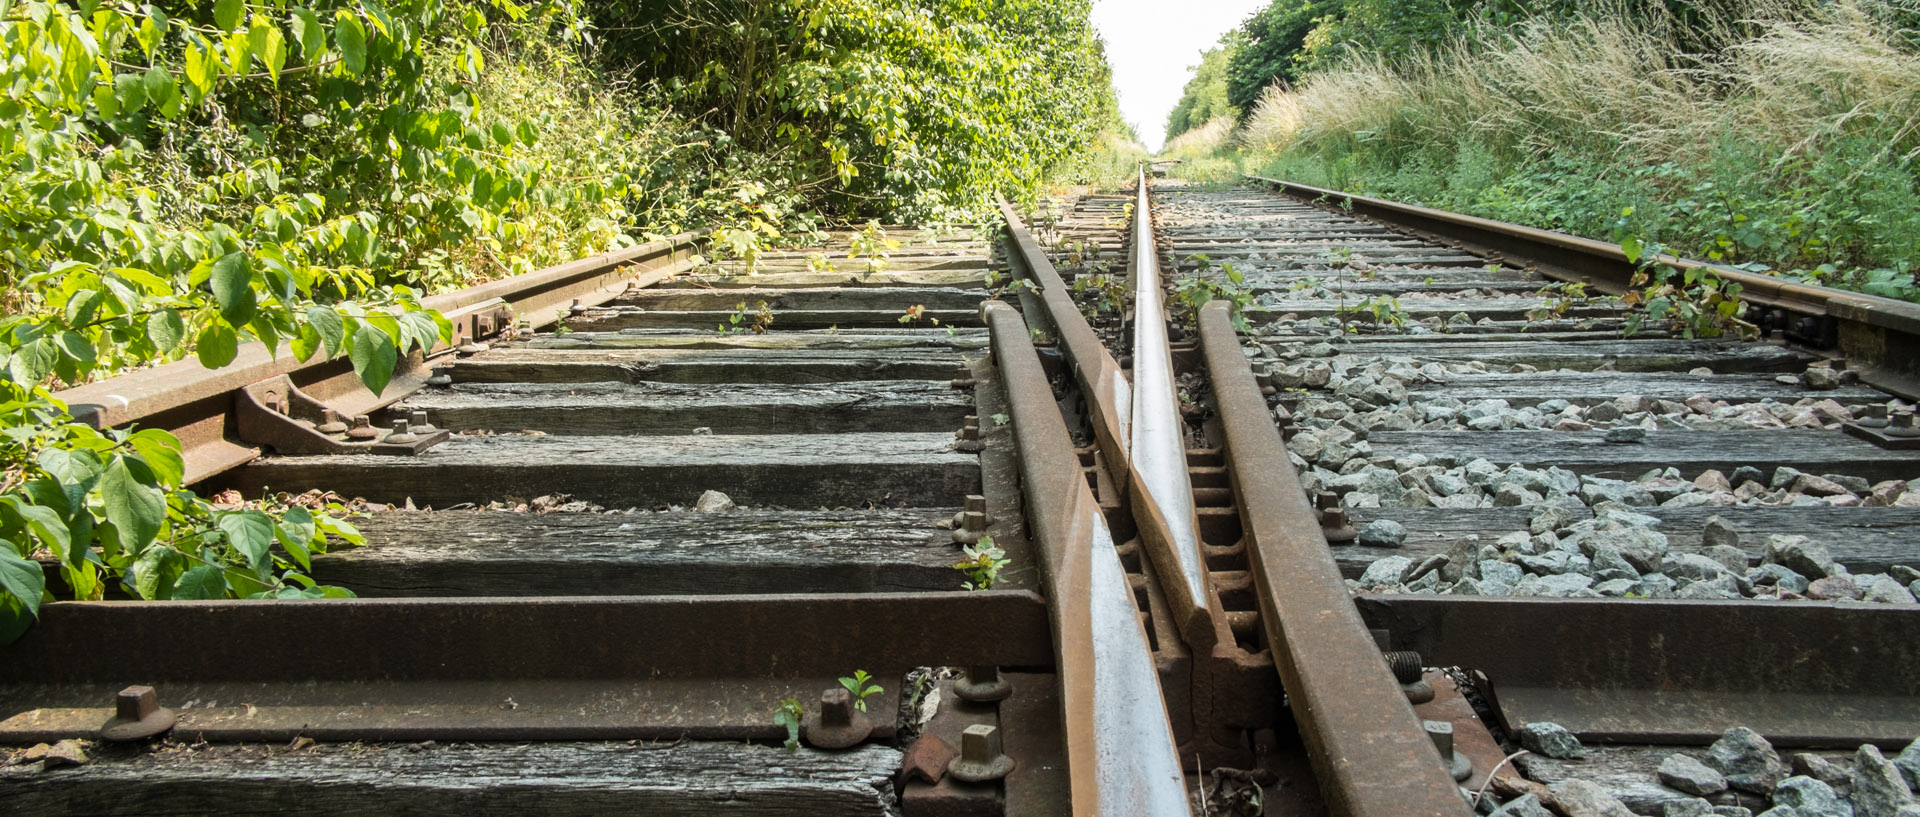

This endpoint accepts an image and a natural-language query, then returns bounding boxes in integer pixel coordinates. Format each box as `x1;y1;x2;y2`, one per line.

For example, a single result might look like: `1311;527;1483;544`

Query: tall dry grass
1240;0;1920;166
1223;0;1920;285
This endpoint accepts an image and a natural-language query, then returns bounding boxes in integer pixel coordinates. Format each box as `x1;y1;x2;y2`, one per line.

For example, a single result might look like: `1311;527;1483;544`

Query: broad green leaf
173;565;226;600
305;304;344;356
275;506;315;570
0;597;33;645
135;12;166;58
2;499;70;564
217;510;275;572
335;13;368;75
37;448;102;484
53;331;95;366
147;308;185;350
113;72;147;114
398;310;441;354
290;9;326;62
131;544;177;599
114;266;172;295
143;65;179;117
214;0;243;30
316;514;366;547
347;323;396;396
0;549;44;617
251;18;287;84
290;322;321;362
1621;234;1643;265
8;338;56;385
97;457;164;555
184;40;217;97
196;322;239;368
127;429;185;489
210;252;257;326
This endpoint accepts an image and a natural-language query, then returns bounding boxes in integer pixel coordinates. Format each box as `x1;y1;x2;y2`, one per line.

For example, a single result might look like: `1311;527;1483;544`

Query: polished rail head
985;300;1191;816
1126;168;1214;648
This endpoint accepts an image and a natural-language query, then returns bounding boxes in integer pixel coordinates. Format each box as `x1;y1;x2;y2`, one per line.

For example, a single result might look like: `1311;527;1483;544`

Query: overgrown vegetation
1163;0;1920;301
0;0;1130;635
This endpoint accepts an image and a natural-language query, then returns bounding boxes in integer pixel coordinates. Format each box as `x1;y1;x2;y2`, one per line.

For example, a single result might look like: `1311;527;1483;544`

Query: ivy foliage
586;0;1124;222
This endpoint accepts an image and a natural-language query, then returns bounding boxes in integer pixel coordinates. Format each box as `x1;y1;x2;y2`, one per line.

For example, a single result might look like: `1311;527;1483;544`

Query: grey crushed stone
1517;721;1585;759
1659;753;1730;796
1706;727;1788;794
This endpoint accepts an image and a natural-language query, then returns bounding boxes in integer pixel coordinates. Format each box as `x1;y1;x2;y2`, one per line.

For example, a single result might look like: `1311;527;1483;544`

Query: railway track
1;169;1917;817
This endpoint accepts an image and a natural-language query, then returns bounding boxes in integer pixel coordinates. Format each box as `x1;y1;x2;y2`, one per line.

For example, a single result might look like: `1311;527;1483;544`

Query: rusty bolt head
952;666;1012;703
316;408;348;435
802;687;873;750
386;419;419;444
1424;720;1472;781
1315;491;1339;511
346;415;380;440
99;685;176;742
947;724;1015;783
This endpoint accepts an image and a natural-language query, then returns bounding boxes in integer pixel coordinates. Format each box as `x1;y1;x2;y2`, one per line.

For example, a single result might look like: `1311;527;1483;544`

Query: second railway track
2;169;1917;817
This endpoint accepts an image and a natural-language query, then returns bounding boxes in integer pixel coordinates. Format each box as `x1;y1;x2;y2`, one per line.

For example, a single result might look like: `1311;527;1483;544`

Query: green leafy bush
586;0;1127;221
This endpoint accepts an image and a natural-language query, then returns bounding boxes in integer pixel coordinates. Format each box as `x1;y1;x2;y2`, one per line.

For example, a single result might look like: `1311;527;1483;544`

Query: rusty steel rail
1244;175;1920;399
985;300;1191;817
1198;301;1475;817
998;200;1133;472
53;233;701;483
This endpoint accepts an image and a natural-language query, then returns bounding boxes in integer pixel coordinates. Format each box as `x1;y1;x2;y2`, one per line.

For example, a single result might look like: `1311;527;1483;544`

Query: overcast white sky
1091;0;1272;152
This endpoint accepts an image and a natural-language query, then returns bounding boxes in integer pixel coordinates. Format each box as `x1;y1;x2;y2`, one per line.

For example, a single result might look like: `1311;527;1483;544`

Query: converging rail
8;164;1920;817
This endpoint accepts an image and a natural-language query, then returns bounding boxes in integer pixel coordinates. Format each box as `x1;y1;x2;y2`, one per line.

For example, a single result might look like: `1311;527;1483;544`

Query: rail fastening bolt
953;665;1013;703
409;410;438;434
1317;491;1357;543
99;685;176;742
1383;650;1435;703
947;723;1016;783
427;366;454;387
346;414;380;441
1889;411;1920;438
1423;719;1472;782
316;408;348;435
802;687;873;750
386;419;419;444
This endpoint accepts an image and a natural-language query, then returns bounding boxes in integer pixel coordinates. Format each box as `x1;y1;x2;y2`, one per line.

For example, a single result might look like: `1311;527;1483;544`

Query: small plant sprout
898;304;940;326
552;307;573;335
839;670;884;712
774;697;804;753
955;536;1007;590
719;300;775;334
805;252;837;273
1173;260;1255;332
849;221;899;276
990;413;1009;426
